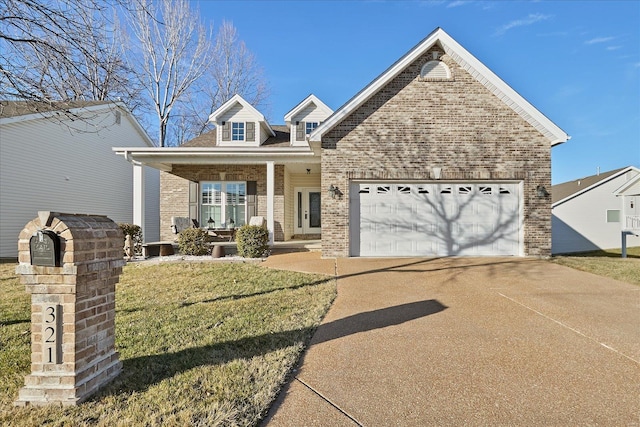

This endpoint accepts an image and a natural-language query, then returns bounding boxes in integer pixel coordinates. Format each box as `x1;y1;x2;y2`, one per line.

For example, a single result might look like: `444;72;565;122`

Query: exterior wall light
328;184;343;199
536;185;550;198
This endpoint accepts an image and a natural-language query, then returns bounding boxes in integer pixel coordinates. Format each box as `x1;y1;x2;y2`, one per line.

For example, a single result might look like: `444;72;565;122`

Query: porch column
133;162;145;237
266;161;275;245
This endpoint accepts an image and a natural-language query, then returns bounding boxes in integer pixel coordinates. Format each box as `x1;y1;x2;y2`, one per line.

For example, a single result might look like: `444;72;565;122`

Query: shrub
118;223;143;256
236;225;270;258
177;228;210;256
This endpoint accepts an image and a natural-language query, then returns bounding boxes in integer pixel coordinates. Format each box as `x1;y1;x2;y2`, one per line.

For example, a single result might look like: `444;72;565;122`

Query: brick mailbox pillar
14;212;125;406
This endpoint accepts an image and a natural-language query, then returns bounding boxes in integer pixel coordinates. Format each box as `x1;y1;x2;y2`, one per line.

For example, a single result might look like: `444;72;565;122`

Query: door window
309;192;321;228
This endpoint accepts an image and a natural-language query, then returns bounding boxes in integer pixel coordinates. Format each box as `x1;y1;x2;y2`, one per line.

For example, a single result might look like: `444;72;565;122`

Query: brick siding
321;47;552;257
160;165;285;241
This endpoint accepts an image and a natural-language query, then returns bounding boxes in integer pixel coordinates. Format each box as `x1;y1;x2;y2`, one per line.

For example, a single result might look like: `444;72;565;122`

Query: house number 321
43;305;61;364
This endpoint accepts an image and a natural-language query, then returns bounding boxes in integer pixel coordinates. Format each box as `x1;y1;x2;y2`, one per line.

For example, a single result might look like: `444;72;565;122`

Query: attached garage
350;182;522;257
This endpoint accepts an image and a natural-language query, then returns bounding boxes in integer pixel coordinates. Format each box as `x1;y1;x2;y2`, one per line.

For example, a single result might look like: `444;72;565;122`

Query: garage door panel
351;182;521;257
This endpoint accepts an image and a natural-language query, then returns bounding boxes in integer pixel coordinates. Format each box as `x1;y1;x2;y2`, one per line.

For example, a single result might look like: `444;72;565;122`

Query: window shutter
296;121;305;141
189;181;199;222
246;181;257;218
246;122;255;141
221;122;230;141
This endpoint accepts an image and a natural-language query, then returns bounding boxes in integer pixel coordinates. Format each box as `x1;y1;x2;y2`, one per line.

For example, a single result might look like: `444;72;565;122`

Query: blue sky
197;0;640;184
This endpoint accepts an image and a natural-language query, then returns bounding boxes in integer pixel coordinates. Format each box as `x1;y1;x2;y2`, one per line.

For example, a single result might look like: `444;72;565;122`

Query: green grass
0;261;336;426
552;247;640;286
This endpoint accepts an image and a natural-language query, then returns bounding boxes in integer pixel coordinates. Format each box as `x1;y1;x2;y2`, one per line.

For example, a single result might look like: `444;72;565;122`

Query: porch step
291;234;321;240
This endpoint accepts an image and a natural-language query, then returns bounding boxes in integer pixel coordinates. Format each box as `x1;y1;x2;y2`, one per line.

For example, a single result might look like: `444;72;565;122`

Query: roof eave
552;166;639;207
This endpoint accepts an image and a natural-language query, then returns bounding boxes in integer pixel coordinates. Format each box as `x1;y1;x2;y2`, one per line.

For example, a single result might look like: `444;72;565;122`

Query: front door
294;187;322;234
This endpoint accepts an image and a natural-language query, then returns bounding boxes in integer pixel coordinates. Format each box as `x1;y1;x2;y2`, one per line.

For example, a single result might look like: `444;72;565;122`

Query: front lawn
0;261;336;426
552;247;640;286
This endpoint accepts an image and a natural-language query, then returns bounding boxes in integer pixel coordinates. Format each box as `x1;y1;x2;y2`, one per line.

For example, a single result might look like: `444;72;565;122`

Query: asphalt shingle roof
181;125;292;147
0;100;113;119
551;167;628;204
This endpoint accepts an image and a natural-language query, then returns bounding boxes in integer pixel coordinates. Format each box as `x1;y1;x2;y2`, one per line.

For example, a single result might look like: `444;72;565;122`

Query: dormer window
305;122;319;135
232;122;245;141
221;121;255;143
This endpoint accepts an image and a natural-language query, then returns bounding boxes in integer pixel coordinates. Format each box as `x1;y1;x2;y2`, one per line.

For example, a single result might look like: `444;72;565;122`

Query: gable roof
0;100;113;120
552;166;640;206
614;172;640;197
208;94;275;137
0;100;154;147
310;27;570;146
284;94;334;125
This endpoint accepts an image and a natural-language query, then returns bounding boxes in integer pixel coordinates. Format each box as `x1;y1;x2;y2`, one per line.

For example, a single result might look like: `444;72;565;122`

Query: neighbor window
232;122;245;141
606;209;620;223
305;122;318;134
201;182;246;227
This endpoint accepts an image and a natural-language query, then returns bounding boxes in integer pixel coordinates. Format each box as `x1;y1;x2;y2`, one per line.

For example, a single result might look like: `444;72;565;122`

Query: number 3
45;306;55;323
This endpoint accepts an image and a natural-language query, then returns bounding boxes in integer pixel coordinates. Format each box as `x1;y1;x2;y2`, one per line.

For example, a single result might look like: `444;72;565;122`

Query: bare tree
126;0;213;147
180;20;269;140
0;0;135;107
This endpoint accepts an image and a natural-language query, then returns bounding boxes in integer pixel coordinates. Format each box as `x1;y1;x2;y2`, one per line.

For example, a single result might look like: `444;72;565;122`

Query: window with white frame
606;209;620;223
201;182;246;228
232;122;245;141
305;122;318;135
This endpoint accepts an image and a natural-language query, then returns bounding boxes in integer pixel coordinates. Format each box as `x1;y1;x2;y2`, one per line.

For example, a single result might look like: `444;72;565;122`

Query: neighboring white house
0;100;160;259
551;166;640;254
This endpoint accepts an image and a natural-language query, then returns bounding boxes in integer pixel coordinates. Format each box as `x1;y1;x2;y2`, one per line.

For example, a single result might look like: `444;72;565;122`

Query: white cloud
494;13;552;36
606;46;622;51
447;0;470;8
585;36;615;45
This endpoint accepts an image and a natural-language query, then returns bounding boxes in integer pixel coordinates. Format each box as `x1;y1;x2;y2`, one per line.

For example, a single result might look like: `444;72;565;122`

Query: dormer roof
209;94;275;137
284;94;334;126
310;27;569;146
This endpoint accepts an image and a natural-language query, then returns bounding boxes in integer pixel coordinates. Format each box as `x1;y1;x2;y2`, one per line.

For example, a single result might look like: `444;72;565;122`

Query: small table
207;228;236;242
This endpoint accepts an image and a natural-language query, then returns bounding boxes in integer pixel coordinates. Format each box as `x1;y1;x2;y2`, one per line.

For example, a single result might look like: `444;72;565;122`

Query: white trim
606;209;621;223
208;94;275;137
614;170;640;196
200;181;247;227
284;94;334;124
294;187;322;234
133;163;145;233
310;27;569;146
266;161;275;245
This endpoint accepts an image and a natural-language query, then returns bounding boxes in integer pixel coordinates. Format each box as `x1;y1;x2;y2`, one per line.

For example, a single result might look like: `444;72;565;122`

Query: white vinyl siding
290;104;331;146
552;172;640;254
218;101;266;146
0;108;159;258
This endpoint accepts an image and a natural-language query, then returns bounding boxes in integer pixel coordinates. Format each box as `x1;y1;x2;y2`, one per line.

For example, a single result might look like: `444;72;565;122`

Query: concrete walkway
261;252;640;426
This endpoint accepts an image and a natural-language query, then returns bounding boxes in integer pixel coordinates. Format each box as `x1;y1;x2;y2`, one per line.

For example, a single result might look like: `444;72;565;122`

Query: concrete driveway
261;253;640;426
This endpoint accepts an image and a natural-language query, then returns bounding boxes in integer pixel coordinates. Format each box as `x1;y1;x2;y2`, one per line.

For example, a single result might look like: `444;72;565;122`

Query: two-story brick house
115;27;569;257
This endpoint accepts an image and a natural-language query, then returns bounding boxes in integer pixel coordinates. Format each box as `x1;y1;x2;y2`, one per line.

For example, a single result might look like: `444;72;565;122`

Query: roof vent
420;60;451;80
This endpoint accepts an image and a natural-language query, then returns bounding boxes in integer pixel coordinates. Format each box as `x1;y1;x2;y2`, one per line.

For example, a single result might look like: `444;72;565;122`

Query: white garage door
350;182;521;257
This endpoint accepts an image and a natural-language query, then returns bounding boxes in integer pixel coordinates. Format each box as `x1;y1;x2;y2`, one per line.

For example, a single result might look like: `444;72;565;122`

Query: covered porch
113;146;321;245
